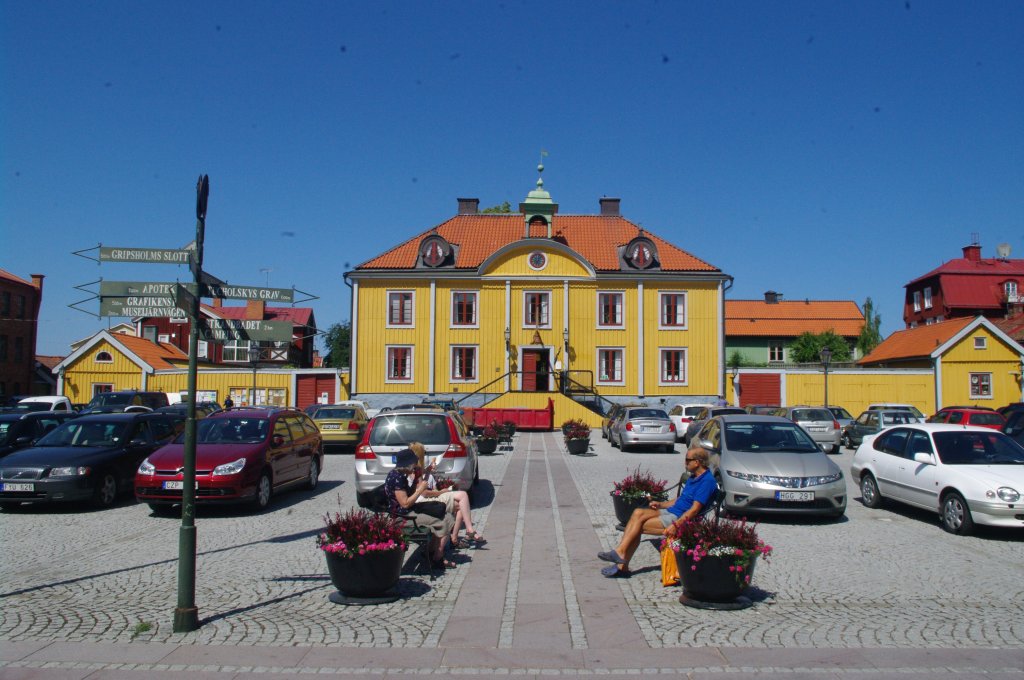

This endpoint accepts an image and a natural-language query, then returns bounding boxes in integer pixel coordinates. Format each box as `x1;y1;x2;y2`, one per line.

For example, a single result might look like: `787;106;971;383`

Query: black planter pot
477;438;498;455
611;494;651;526
675;552;758;607
565;437;590;455
324;548;403;604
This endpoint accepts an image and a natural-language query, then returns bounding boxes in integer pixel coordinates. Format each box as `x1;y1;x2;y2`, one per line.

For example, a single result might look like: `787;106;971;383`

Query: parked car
827;406;855;433
667;403;714;442
0;412;183;510
0;412;79;458
770;406;841;454
866;403;925;422
601;402;646;439
311;403;368;451
79;390;170;414
744;404;780;415
608;407;676;452
135;407;323;513
843;409;919;448
926;407;1005;430
689;414;846;518
13;396;75;413
354;408;479;509
850;423;1024;534
997;402;1024;417
683;406;746;445
1003;409;1024;446
155;402;221;419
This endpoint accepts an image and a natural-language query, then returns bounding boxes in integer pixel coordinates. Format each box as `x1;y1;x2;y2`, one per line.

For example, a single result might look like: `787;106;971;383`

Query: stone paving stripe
498;434;533;648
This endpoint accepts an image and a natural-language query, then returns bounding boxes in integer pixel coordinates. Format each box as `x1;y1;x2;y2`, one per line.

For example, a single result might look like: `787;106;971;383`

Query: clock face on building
627;241;653;269
528;251;548;270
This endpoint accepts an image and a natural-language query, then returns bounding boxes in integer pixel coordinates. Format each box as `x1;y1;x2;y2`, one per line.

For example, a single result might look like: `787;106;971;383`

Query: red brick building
0;270;44;402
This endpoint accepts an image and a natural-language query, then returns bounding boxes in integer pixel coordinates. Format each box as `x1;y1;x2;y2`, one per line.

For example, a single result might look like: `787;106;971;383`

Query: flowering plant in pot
610;466;668;523
664;516;773;604
476;424;499;454
562;418;592;454
317;504;407;601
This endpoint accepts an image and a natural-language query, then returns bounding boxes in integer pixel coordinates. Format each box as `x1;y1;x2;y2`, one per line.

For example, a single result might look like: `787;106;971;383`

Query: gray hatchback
771;406;841;454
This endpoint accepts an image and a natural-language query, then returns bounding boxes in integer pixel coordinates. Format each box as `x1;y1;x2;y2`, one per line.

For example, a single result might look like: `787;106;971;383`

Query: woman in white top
409;442;485;547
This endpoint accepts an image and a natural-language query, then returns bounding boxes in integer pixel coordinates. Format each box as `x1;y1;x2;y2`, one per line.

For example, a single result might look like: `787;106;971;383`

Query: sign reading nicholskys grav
99;247;192;264
195;318;293;343
98;281;294;303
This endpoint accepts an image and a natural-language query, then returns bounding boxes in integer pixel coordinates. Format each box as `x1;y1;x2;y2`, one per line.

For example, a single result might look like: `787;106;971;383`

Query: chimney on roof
963;243;982;262
30;274;44;291
457;198;479;215
246;299;265;320
764;290;781;304
599;197;620;216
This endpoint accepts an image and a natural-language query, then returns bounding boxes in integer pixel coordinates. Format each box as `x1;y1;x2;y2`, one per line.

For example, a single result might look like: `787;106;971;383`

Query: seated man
597;448;718;578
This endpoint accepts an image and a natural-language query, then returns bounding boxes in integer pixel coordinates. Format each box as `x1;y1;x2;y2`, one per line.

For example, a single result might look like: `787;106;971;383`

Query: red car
927;407;1006;430
135;407;323;513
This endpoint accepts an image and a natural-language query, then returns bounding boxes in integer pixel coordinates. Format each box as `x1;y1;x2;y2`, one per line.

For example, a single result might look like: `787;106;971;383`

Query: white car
14;396;74;413
866;403;926;423
667;403;714;442
850;423;1024;535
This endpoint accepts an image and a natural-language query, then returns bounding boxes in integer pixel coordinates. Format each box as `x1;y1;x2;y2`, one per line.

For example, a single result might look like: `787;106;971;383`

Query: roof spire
520;151;558;238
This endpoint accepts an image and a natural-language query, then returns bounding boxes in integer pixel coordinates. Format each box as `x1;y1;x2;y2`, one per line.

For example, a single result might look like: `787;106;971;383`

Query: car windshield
712;408;746;416
86;393;136;407
881;413;915;425
369;414;451;446
627;408;668;419
36;420;131;447
724;422;820;453
11;402;49;412
968;413;1004;426
933;431;1024;465
683;406;706;416
792;409;832;421
315;408;356;419
829;407;853;419
188;417;270;444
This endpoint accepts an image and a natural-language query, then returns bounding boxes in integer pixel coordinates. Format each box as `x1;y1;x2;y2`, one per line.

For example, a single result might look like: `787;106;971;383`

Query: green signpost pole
173;174;208;633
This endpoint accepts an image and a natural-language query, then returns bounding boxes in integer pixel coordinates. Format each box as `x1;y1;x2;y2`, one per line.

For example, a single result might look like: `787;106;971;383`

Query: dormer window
418;235;452;268
1006;281;1019;302
923;287;932;309
95;351;113;363
623;236;658;270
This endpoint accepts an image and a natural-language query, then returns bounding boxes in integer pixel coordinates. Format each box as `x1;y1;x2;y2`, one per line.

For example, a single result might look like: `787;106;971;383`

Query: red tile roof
356;215;720;273
35;355;64;370
725;300;864;337
208;305;314;325
908;255;1024;286
858;317;974;365
114;334;189;370
0;269;38;288
934;276;1012;310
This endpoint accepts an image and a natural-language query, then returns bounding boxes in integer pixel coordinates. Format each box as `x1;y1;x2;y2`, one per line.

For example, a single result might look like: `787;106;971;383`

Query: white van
15;396;74;412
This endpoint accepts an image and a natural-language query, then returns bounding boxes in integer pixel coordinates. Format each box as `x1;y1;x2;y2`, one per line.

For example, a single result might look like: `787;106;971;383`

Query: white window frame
197;340;209;359
222;339;252;363
92;383;114;397
596;291;624;329
969;372;992;399
659;347;689;386
523;290;551;329
450;345;478;383
913;290;922;312
386;290;415;328
769;343;784;362
596;347;625;386
450;290;479;328
385;345;414;383
974;336;987;349
1006;281;1019;302
94;351;114;364
923;287;933;309
658;291;688;330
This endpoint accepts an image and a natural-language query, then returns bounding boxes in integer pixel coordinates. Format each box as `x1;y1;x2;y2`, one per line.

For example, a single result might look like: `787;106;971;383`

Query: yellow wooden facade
937;324;1023;408
351;244;726;399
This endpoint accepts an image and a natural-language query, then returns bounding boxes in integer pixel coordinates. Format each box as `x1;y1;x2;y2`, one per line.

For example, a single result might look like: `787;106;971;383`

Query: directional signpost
196;318;293;343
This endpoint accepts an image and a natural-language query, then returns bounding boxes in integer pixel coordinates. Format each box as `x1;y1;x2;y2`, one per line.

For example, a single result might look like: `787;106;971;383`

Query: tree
856;297;883;356
481;201;511;213
727;350;744;369
788;330;852;364
322;322;351;368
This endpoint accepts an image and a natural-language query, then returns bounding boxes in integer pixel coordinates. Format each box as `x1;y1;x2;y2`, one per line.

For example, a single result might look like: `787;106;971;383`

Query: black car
0;412;183;510
79;390;170;415
155;402;221;419
0;412;79;458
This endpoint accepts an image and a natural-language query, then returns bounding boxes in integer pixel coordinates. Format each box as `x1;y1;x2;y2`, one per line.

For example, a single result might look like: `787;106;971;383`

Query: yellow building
345;171;731;421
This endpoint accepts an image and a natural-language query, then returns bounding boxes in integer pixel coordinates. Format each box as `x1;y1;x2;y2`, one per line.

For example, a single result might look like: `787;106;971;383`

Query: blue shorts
660;510;681;527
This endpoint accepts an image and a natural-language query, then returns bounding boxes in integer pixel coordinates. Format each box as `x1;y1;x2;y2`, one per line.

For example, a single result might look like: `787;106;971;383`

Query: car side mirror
129;438;148;448
698;437;716;451
272;434;286;448
913;452;935;465
15;435;33;446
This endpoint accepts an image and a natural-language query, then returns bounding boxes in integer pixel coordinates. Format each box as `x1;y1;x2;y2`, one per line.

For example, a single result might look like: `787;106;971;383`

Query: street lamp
819;346;833;407
504;327;511;355
248;345;261;406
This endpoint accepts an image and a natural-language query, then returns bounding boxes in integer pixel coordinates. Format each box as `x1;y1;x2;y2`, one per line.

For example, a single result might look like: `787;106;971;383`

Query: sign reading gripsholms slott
99;247;192;264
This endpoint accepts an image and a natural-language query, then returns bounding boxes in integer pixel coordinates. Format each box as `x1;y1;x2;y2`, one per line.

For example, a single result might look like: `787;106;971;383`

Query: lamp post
249;345;261;406
819;346;833;408
504;326;511;356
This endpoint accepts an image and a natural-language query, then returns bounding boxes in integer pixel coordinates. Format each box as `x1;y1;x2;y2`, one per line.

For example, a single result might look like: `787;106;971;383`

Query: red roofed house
725;291;865;365
904;241;1024;328
345;170;732;424
0;269;44;403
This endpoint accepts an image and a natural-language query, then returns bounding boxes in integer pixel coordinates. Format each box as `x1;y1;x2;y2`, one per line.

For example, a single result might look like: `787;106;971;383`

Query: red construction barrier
463;398;554;431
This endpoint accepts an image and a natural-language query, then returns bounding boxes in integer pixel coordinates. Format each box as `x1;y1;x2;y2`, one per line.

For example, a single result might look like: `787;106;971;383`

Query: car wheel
841;433;851;448
860;473;882;509
610;434;619;449
829;444;841;455
601;427;607;440
252;471;272;511
92;472;118;508
306;457;320;491
941;491;975;535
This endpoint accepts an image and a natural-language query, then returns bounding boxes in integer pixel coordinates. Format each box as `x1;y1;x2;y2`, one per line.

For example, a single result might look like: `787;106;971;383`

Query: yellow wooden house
345;170;731;423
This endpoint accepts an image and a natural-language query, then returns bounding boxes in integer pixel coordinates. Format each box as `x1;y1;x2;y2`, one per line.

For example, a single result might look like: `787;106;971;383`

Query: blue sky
3;1;1022;356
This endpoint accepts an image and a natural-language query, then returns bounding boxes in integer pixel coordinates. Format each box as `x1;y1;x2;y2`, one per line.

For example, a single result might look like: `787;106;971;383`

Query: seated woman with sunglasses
384;448;456;569
596;448;717;578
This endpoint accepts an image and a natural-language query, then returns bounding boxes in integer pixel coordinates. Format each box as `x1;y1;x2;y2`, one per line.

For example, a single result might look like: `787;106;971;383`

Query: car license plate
321;424;341;430
776;491;814;501
1;482;33;492
162;481;198;490
642;426;659;433
809;426;826;432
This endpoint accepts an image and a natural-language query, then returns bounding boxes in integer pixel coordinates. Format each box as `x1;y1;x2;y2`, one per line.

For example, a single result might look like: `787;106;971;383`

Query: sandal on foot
601;565;631;578
451;537;471;549
597;550;625;564
466;531;486;544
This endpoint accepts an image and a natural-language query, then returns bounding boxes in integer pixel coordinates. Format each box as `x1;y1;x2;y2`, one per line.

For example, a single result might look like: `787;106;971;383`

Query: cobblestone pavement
1;430;1023;675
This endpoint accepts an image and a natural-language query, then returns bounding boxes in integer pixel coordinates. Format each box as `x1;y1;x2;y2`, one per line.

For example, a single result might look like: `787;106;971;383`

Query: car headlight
727;470;764;482
48;466;90;477
806;472;843;485
996;487;1021;503
212;458;246;476
138;459;155;475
